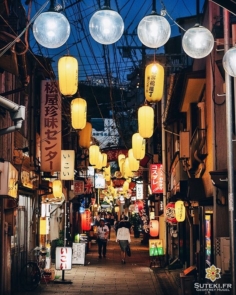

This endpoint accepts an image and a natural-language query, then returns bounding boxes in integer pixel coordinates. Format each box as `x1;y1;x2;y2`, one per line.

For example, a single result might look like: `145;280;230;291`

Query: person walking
97;218;109;258
116;215;131;264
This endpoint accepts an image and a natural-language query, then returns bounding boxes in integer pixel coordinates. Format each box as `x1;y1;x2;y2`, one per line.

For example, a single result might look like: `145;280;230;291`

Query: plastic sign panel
150;164;164;194
149;239;164;256
56;247;72;270
95;173;105;189
40;80;61;172
175;200;186;222
61;150;75;180
136;181;143;200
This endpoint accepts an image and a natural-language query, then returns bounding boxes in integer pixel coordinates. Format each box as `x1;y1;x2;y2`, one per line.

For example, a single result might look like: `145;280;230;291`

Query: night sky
25;0;206;81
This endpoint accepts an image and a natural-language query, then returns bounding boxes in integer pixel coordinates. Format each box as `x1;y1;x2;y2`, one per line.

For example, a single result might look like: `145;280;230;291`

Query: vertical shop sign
55;247;72;270
61;150;75;180
136;181;143;199
150;164;163;193
40;81;61;172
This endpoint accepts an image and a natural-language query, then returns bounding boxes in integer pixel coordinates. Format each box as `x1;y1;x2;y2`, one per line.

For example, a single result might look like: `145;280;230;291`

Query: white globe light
182;25;214;59
33;11;70;49
223;47;236;77
137;14;171;48
89;9;124;45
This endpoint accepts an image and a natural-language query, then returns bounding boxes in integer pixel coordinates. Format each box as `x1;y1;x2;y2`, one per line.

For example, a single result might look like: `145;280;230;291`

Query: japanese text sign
55;247;72;270
136;181;143;200
150;164;164;194
61;150;75;180
40;81;61;172
73;180;84;195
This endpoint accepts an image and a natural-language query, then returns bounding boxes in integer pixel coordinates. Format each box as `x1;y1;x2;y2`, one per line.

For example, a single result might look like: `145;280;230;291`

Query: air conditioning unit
215;237;230;274
179;131;190;159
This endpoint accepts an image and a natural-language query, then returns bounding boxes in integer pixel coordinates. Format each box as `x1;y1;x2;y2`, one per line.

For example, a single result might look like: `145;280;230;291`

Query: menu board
72;243;86;265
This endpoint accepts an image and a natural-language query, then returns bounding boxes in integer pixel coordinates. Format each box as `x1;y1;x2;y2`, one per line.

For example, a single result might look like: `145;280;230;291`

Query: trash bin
180;272;195;295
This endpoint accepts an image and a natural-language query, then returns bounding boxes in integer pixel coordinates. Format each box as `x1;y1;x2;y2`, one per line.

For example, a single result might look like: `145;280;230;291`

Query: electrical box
0;162;18;198
215;237;230;274
179;131;190;159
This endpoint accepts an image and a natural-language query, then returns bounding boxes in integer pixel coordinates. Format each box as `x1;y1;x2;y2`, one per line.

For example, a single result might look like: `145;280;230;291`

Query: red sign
73;180;84;195
102;148;151;167
150;164;164;193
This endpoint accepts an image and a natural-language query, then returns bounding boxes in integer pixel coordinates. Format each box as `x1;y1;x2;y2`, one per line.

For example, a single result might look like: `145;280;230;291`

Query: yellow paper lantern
53;179;62;198
145;62;164;102
132;133;146;160
120;158;125;176
118;154;125;168
175;200;186;222
78;122;92;148
138;105;154;138
58;55;78;96
102;153;107;167
128;149;140;171
94;152;103;169
89;145;100;166
123;180;129;191
124;158;133;179
71;98;87;130
104;165;111;181
40;218;47;235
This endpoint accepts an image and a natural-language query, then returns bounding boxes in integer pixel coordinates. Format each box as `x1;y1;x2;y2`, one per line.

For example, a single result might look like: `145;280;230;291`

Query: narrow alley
15;229;181;295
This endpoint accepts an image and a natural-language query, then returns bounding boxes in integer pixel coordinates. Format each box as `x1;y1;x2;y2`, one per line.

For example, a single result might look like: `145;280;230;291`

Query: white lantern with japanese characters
175;200;186;222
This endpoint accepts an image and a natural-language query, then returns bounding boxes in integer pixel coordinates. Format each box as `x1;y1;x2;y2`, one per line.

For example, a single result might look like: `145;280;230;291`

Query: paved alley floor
15;230;181;295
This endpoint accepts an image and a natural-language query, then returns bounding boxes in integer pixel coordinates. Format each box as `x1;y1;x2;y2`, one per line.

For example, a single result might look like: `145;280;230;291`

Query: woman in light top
116;215;131;264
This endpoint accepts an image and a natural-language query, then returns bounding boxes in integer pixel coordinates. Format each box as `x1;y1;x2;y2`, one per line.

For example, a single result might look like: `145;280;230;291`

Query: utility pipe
224;9;236;294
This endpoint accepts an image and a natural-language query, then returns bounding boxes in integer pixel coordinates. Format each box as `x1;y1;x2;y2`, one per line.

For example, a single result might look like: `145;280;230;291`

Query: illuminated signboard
150;164;163;194
56;247;72;270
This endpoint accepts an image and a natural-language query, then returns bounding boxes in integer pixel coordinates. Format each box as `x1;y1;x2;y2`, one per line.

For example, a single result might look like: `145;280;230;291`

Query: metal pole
161;73;167;260
224;9;236;294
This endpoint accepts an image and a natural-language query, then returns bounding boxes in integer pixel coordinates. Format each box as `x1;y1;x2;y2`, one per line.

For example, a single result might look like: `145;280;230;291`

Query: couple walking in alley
97;215;131;264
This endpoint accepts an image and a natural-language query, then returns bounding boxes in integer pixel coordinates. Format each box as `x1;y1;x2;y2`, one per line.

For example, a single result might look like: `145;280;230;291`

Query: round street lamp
89;6;124;45
223;46;236;77
182;24;214;59
33;1;70;49
137;12;171;48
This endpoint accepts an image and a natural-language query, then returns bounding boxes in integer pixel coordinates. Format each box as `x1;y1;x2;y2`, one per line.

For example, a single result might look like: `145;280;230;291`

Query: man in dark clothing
97;219;109;258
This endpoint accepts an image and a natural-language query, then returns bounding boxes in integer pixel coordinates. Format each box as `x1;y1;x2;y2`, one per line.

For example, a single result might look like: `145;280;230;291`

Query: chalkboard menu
72;243;86;265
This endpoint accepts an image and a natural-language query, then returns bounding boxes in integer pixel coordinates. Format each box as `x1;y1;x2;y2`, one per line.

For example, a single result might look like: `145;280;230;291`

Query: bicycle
20;246;49;291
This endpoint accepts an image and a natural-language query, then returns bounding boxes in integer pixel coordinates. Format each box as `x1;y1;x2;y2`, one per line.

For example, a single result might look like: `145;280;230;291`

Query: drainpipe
0;95;25;135
162;72;167;260
186;208;193;266
224;9;236;294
